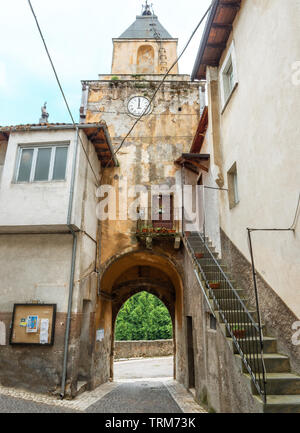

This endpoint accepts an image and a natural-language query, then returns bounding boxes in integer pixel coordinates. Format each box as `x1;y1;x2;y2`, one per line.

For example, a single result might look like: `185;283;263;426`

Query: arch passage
94;250;184;384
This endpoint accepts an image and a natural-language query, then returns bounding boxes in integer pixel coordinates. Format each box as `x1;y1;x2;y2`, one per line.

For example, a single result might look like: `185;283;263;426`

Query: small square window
227;162;239;209
16;145;68;183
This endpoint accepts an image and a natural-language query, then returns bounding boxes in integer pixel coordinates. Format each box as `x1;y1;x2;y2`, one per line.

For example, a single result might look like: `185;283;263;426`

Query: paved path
114;356;173;380
0;358;207;413
87;381;182;413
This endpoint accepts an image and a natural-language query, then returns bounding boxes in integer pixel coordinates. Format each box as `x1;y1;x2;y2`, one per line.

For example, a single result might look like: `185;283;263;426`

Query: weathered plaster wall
114;339;173;359
84;77;200;264
208;0;300;318
0;233;73;392
112;40;178;75
0;126;103;395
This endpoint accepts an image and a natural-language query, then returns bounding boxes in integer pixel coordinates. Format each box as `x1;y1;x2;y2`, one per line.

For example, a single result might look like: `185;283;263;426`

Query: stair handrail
184;232;267;404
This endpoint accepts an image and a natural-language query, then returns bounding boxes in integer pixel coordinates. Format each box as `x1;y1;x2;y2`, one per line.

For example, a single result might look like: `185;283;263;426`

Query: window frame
227;162;239;209
219;40;238;113
15;143;69;184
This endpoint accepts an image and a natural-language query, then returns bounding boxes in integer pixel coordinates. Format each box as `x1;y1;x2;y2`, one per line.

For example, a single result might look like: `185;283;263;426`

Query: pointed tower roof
119;13;174;40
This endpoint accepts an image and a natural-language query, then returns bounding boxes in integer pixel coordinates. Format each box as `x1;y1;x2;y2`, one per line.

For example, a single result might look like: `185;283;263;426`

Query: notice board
10;304;56;346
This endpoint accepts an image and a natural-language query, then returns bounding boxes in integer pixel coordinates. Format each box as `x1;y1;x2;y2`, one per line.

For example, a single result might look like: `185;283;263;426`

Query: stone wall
220;228;300;376
114;339;173;359
180;243;263;413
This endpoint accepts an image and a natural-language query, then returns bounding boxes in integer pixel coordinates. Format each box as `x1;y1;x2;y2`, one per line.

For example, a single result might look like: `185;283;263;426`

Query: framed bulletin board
9;304;56;346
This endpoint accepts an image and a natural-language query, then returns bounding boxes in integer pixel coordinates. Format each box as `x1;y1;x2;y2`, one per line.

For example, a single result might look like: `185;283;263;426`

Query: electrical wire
114;1;215;157
27;0;101;186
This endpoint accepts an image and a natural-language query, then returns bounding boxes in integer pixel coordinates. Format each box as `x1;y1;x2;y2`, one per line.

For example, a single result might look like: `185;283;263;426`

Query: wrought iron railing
184;231;267;404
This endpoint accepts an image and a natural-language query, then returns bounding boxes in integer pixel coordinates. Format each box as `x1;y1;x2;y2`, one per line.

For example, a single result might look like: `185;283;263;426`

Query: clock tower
78;3;202;387
111;2;178;75
80;2;201;262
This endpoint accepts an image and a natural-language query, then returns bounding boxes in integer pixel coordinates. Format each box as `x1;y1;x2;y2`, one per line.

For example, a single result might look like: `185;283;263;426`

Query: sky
0;0;211;126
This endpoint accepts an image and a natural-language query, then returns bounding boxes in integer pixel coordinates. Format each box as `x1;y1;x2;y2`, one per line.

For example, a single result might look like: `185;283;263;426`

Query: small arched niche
137;45;155;74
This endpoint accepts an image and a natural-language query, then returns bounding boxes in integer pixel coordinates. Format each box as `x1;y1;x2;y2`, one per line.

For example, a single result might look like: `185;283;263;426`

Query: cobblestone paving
0;379;207;414
86;381;182;413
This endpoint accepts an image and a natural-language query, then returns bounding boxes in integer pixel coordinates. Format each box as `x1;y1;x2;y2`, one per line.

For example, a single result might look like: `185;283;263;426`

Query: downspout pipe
60;126;80;398
103;125;118;167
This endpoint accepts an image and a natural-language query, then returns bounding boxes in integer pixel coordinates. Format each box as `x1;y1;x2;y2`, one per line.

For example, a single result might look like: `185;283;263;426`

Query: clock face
127;96;151;117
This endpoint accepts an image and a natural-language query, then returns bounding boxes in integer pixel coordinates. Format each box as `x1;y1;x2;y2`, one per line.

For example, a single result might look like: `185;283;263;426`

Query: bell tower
111;1;178;75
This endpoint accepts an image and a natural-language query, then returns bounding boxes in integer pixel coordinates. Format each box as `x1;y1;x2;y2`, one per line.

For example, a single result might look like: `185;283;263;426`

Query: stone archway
92;249;184;388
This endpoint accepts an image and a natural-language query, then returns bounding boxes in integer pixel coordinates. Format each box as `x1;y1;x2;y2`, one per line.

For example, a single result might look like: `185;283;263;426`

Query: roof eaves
191;0;219;81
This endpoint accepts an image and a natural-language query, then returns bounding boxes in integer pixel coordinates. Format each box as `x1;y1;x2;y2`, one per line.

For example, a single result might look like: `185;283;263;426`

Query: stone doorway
93;250;184;388
113;291;174;381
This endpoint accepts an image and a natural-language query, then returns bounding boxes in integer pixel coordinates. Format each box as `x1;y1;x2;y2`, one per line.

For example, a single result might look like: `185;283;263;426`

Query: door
152;194;174;229
186;316;195;389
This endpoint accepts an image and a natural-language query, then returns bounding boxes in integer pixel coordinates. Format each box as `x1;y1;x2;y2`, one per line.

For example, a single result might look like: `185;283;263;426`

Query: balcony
136;207;182;249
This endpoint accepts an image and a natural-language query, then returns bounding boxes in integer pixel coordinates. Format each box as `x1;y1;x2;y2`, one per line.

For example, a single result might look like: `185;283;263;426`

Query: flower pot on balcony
210;282;220;289
233;329;246;339
142;229;148;233
168;229;176;234
195;253;204;259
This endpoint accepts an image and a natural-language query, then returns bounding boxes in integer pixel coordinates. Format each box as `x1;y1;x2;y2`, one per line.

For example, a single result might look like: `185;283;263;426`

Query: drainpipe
103;125;118;167
60;126;80;398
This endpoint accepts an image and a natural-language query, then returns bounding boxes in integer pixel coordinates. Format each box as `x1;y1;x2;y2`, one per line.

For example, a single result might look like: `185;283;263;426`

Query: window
16;145;68;183
219;41;238;112
227;162;239;209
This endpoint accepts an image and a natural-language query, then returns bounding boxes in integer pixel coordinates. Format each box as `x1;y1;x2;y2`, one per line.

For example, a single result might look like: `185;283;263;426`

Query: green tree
115;291;173;341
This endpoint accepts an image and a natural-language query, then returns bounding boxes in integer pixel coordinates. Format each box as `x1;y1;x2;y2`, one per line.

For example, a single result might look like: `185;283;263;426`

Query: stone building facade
0;1;300;413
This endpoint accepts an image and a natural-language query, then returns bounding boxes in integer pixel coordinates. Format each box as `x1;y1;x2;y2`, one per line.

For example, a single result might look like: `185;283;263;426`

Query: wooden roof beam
211;23;233;30
207;42;227;49
219;1;241;9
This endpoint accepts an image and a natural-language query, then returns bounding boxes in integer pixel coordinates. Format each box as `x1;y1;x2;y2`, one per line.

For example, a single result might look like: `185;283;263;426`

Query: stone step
217;310;258;323
196;257;224;267
194;250;219;259
229;336;277;354
201;270;234;281
224;322;264;338
201;263;228;273
213;298;249;310
255;395;300;413
188;241;214;250
245;373;300;395
237;353;290;374
208;287;245;300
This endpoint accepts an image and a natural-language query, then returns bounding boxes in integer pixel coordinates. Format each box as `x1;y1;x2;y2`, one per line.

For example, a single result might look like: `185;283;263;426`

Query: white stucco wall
0;129;76;229
0;128;101;237
200;137;222;255
0;128;102;315
213;0;300;317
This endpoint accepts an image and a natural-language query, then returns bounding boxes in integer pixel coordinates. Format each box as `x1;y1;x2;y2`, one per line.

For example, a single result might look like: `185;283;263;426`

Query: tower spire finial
142;0;152;16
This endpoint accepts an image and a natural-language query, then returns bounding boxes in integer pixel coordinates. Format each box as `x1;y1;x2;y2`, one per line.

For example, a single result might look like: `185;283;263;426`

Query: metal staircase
183;231;300;413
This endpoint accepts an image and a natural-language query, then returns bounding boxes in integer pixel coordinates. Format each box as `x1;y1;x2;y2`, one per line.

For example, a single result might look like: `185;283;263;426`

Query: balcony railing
136;207;182;239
